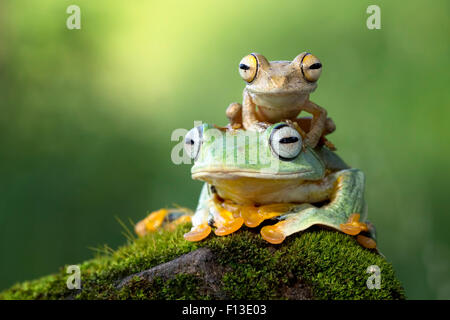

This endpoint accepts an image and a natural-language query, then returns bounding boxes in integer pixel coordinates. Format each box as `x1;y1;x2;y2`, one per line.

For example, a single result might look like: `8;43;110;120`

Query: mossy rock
0;224;405;300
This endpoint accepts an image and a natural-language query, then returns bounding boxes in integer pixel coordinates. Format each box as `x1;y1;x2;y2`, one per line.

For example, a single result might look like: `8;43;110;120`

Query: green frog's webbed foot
356;233;377;249
261;207;377;249
135;208;193;237
340;213;368;235
260;203;319;244
340;213;377;249
261;169;376;249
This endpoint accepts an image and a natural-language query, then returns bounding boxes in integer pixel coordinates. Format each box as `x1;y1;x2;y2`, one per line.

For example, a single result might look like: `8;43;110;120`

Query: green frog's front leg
183;183;212;241
260;169;374;247
183;183;245;241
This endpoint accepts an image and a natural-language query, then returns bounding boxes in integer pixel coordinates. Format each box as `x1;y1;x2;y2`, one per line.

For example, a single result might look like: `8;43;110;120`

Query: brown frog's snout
270;75;287;88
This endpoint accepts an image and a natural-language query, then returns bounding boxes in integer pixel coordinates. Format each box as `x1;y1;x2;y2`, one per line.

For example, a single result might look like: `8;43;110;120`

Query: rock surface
116;247;313;299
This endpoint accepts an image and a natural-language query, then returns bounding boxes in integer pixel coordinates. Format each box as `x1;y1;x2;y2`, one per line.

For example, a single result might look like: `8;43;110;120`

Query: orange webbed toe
183;224;212;242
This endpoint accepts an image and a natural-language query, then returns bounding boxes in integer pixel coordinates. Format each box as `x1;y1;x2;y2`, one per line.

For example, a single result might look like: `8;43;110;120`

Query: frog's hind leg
260;169;369;245
294;117;336;136
293;117;337;150
135;207;193;237
164;209;194;231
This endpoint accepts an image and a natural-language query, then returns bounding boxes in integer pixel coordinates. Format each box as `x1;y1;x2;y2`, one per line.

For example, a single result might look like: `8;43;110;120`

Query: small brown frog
227;52;334;148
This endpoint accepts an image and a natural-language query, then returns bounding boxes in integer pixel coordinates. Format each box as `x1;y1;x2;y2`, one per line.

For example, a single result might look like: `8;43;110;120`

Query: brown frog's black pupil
309;63;322;70
239;63;250;70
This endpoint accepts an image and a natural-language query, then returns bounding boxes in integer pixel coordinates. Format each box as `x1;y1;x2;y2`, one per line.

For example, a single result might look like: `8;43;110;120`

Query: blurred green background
0;0;449;299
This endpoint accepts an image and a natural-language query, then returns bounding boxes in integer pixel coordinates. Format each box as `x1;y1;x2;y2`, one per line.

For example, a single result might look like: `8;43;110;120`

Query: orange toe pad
260;225;286;244
241;206;263;228
183;224;212;242
340;213;368;236
214;217;244;236
135;209;168;237
356;234;377;249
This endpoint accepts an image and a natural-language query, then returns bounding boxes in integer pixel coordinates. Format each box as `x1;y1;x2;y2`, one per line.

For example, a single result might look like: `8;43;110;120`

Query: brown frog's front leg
238;91;327;147
242;89;270;131
226;102;243;129
300;99;327;148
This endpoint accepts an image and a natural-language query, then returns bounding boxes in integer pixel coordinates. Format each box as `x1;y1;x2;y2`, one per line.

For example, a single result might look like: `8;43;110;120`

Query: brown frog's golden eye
301;53;322;82
238;54;258;83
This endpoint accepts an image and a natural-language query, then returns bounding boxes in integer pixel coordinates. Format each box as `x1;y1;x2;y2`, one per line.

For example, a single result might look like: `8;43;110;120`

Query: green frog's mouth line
191;169;313;180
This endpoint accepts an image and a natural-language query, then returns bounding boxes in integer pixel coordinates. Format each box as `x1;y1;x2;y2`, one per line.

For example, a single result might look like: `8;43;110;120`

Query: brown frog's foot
339;213;368;236
227;123;242;130
183;224;212;242
256;121;271;129
245;121;271;132
260;223;287;245
135;208;193;237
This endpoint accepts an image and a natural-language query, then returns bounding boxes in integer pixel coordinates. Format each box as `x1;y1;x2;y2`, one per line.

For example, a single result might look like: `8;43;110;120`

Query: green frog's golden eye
238;54;258;83
184;126;202;161
301;53;322;82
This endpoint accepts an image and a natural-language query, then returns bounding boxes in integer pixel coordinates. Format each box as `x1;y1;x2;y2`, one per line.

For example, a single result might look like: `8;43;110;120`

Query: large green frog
136;122;376;248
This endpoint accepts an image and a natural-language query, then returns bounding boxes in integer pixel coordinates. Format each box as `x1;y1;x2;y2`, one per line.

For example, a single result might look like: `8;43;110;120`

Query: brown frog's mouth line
247;88;305;96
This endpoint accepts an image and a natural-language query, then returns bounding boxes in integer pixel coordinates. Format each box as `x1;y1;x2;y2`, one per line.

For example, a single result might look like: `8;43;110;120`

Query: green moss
118;274;209;300
0;224;405;300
